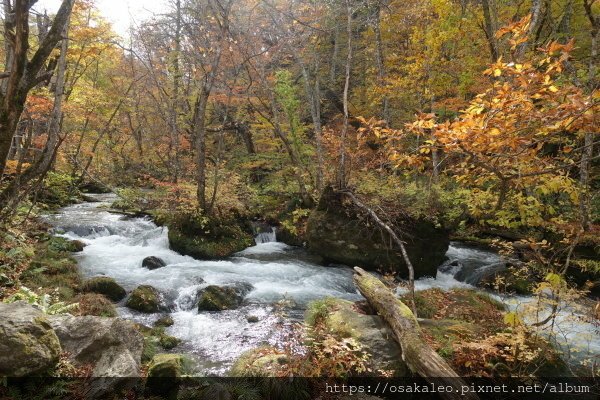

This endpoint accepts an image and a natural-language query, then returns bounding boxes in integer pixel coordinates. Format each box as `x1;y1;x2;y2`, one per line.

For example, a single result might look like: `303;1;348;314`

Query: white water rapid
44;194;599;374
44;194;360;375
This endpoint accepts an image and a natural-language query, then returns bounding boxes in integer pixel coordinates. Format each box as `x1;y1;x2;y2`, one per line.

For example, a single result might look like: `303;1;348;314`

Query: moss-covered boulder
74;293;117;317
167;214;253;259
197;284;250;312
154;314;174;327
146;354;186;395
305;298;408;376
82;276;127;302
126;285;162;313
306;187;449;278
229;347;289;377
47;236;86;253
0;301;62;377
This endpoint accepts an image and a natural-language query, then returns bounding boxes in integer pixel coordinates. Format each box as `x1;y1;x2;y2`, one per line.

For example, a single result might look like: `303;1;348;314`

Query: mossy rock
154;314;174;327
126;285;162;313
197;285;244;312
306;298;408;376
146;354;186;395
167;214;253;259
229;347;289;377
168;228;253;259
305;186;449;278
74;293;117;317
47;236;85;253
82;276;126;302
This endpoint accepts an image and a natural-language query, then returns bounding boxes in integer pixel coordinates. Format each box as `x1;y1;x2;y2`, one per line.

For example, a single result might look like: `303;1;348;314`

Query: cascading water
44;194;360;375
44;196;598;374
401;242;600;369
254;227;277;244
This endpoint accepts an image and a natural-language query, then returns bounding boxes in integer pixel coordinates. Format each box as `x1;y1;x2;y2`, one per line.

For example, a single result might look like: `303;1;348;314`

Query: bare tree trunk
169;0;182;183
515;0;545;60
353;267;479;400
482;0;499;61
338;0;352;189
373;2;390;123
299;59;324;191
329;21;340;84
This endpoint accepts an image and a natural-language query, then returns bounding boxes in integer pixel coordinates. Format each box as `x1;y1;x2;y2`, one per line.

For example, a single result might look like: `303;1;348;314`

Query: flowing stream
44;194;599;375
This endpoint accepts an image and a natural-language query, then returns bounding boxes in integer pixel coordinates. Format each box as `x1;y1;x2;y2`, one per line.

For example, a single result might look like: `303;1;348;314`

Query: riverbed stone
305;186;449;278
0;301;62;377
82;276;127;302
197;285;249;312
229;346;289;377
126;285;162;313
154;314;174;327
142;256;166;270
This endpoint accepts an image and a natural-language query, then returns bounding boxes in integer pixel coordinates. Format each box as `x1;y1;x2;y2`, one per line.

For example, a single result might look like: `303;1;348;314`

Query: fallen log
353;267;479;400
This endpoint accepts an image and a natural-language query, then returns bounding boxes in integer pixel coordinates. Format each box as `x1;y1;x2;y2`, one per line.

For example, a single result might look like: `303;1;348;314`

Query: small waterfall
255;227;277;244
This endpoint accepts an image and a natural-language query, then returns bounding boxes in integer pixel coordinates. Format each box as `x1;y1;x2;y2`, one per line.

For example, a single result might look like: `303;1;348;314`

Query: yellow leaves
493;68;502;77
504;312;522;327
544;272;565;290
488;128;501;136
548;85;559;93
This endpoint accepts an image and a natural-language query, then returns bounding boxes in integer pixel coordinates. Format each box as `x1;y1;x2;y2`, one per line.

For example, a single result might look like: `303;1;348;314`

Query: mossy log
353;267;478;400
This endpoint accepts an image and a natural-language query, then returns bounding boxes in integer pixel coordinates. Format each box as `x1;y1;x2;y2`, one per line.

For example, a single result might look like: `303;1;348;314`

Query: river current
44;193;599;375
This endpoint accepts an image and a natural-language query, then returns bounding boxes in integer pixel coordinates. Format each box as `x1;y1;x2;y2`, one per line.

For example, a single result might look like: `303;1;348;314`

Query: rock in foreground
0;301;62;377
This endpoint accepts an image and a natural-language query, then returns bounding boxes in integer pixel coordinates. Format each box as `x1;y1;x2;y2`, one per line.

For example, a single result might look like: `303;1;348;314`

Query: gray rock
49;315;143;398
142;256;166;270
0;302;62;377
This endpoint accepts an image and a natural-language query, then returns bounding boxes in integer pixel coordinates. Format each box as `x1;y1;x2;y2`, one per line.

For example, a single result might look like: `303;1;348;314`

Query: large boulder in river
126;285;162;313
142;256;166;270
167;213;253;259
82;276;126;301
306;187;449;278
0;302;62;377
197;284;252;312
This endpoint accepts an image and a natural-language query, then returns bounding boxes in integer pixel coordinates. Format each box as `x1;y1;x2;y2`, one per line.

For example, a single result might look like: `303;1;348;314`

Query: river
44;193;599;375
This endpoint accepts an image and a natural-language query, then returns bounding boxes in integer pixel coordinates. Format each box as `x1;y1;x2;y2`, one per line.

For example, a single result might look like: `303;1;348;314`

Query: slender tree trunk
299;59;324;191
515;0;545;60
579;133;594;231
482;0;499;62
170;0;182;183
329;21;340;84
373;3;390;123
338;0;352;189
